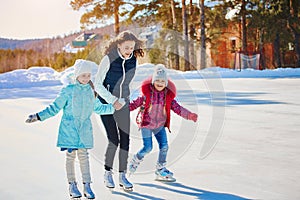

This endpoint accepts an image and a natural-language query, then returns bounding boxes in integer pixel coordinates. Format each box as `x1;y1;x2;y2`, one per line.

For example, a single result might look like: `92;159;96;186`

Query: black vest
99;49;137;103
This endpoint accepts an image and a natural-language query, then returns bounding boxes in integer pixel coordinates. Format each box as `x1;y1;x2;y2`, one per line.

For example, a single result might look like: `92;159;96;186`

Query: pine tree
70;0;139;36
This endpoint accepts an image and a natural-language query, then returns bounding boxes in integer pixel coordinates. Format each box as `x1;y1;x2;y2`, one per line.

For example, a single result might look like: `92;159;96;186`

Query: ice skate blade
119;184;133;192
70;194;82;199
106;186;114;192
84;194;95;199
155;176;176;182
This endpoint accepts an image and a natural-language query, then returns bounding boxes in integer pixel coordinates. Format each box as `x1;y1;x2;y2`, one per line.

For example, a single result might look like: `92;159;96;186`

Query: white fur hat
73;59;97;78
152;64;168;86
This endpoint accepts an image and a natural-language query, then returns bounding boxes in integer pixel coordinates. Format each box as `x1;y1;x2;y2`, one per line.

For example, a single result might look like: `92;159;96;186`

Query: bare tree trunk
189;0;196;69
46;39;50;62
114;0;120;35
17;53;21;69
170;0;180;70
241;0;247;52
294;32;300;67
182;0;190;71
200;0;206;69
288;0;300;67
189;0;192;13
258;28;265;69
273;32;281;68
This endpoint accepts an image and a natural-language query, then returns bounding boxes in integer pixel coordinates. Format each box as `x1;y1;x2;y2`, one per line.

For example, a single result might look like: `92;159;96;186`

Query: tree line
0;44;101;73
71;0;300;69
0;0;299;73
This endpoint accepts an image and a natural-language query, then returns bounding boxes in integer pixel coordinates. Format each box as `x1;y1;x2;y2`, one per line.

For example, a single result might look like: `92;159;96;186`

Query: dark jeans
101;106;130;172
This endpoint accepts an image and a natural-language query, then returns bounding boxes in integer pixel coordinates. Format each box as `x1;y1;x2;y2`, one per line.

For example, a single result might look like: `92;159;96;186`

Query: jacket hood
141;76;176;99
60;65;98;86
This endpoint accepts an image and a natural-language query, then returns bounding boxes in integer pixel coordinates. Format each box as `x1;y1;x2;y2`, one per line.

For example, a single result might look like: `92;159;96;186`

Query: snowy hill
1;64;300;89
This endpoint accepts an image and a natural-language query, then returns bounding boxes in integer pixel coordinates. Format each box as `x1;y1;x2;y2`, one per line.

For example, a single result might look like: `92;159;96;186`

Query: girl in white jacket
94;30;144;191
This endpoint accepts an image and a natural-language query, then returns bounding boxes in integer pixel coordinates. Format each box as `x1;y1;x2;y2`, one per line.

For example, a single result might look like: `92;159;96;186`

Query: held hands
188;113;198;122
25;114;39;123
113;98;126;110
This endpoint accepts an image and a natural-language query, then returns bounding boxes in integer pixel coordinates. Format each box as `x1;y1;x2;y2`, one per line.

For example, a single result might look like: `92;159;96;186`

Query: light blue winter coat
38;81;114;149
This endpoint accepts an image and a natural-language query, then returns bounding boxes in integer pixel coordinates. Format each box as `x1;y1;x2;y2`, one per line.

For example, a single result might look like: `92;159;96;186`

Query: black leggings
101;106;130;172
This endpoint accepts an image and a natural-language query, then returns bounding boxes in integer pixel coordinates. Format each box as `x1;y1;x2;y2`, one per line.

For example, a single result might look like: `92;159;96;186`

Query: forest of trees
0;43;103;73
0;0;299;73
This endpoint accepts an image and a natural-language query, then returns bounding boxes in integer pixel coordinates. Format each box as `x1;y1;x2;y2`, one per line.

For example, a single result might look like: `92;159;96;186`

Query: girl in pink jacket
128;64;198;181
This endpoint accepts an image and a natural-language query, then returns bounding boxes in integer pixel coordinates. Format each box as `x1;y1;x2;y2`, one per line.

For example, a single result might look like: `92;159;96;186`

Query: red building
208;23;297;69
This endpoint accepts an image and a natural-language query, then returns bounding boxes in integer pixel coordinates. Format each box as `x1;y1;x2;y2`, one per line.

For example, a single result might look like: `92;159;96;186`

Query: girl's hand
188;113;198;122
118;98;126;107
25;114;38;123
113;99;125;110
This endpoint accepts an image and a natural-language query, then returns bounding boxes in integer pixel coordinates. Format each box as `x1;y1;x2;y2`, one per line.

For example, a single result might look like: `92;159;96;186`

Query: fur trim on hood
141;76;176;99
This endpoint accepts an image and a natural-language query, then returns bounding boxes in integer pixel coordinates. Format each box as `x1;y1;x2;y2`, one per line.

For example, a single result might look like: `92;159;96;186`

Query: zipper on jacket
119;59;126;98
154;92;160;128
116;49;133;99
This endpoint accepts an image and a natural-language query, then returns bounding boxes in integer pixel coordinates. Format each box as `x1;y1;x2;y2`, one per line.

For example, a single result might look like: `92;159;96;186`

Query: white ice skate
104;170;115;189
128;154;143;174
119;172;133;192
155;167;176;182
69;181;82;199
83;182;95;199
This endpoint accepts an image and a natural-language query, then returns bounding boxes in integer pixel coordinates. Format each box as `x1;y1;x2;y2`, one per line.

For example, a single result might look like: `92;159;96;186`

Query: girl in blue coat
25;59;114;199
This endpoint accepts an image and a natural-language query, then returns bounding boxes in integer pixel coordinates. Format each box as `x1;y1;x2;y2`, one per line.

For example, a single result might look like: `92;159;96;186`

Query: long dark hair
104;30;144;58
88;80;98;98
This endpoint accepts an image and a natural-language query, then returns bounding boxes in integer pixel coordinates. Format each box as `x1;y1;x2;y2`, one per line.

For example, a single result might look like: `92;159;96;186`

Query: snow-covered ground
0;64;300;200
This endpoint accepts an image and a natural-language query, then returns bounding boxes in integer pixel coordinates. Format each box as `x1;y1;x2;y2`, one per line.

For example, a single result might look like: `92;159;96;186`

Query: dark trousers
101;106;130;172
